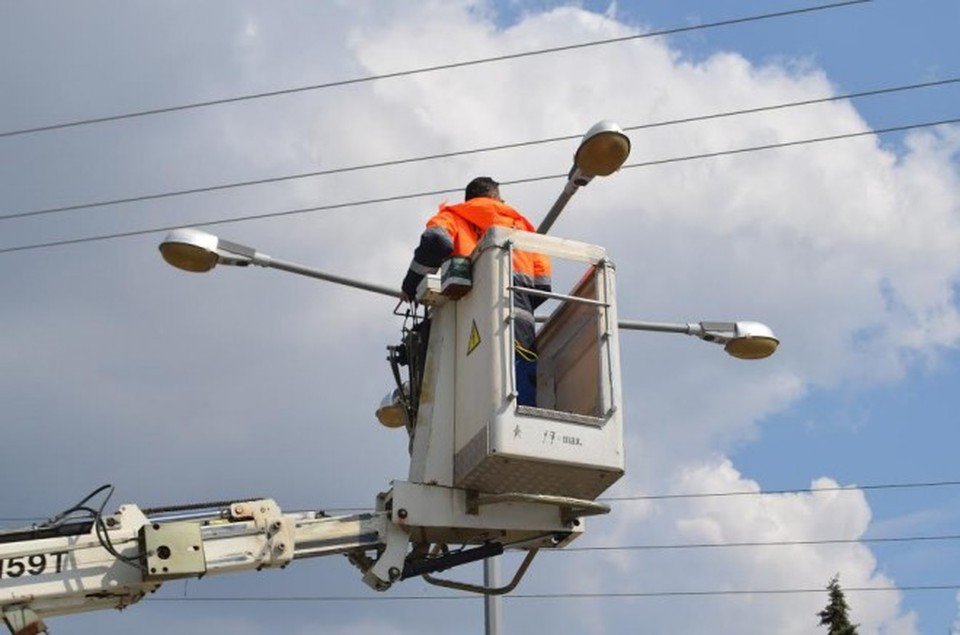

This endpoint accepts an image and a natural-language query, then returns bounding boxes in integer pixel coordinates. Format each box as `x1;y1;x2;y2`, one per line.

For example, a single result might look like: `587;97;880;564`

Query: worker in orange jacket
401;177;551;406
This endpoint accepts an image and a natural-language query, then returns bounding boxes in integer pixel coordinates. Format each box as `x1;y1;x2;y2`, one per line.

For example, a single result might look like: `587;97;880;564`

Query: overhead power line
3;515;956;555
2;519;955;555
5;75;956;223
0;1;872;139
600;478;960;502
6;479;960;523
145;584;958;602
1;114;956;257
563;533;960;552
318;479;960;513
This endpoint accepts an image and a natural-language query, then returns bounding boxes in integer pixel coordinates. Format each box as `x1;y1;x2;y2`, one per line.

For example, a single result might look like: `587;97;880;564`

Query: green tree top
817;574;859;634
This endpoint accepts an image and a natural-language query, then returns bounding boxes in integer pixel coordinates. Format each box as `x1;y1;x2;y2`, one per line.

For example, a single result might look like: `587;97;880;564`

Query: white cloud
953;591;960;634
593;462;918;633
335;3;957;633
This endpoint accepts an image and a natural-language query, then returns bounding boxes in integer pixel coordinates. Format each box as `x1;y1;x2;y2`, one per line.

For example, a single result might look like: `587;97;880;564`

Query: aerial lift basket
412;227;624;502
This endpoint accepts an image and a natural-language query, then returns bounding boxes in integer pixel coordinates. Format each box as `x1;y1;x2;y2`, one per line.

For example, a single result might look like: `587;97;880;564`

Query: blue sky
592;1;960;631
1;1;959;633
630;1;957;631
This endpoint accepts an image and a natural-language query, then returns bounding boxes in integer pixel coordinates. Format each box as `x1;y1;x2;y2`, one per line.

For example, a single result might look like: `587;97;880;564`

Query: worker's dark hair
465;176;500;201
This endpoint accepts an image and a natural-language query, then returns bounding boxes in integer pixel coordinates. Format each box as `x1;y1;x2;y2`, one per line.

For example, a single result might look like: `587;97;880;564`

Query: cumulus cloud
953;592;960;634
314;3;958;633
593;462;919;634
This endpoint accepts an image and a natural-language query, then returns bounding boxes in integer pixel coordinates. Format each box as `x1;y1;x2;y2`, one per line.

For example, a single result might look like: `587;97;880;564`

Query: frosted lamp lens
575;132;631;176
159;242;218;273
724;336;779;360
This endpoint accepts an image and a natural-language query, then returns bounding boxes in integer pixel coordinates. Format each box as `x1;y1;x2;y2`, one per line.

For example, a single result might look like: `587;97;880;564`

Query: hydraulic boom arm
0;481;592;634
0;493;387;635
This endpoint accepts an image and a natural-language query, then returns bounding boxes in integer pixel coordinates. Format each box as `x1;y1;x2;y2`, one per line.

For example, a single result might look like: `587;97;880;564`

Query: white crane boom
0;497;387;634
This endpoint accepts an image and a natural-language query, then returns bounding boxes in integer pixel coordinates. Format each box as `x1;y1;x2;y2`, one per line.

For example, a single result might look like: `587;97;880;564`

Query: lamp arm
256;255;403;299
612;319;778;359
617;320;699;336
538;175;584;234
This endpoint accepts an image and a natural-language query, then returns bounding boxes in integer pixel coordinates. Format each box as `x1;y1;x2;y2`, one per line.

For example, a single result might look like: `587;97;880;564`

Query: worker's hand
400;290;412;303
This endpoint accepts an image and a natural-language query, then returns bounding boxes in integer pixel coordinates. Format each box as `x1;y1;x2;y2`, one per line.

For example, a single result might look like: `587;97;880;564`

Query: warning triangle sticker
467;320;481;356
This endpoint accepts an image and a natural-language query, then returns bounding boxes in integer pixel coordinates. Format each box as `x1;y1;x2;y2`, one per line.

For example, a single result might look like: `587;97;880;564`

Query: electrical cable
600;478;960;502
4;508;958;554
25;485;147;571
5;478;960;525
1;115;956;257
306;478;960;514
90;486;148;572
38;483;113;529
144;584;958;602
562;533;960;552
0;1;872;140
2;523;955;582
6;480;960;523
5;74;956;223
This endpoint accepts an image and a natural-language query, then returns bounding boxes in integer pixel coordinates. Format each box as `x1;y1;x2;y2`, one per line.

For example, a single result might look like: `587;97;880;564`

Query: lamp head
725;322;779;360
375;386;410;429
574;120;631;177
159;228;220;273
724;323;779;359
159;228;258;272
696;321;779;360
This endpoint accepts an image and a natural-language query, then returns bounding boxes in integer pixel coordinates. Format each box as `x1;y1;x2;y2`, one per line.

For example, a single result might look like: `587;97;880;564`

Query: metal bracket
140;521;206;580
361;521;409;592
401;542;502;580
422;549;539;595
466;491;610;524
229;499;294;567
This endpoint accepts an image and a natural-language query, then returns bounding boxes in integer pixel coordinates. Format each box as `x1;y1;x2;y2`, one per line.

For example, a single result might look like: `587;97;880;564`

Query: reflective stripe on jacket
402;197;551;347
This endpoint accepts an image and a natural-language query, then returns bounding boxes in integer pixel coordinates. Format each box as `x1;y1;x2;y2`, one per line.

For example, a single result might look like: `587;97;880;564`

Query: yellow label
467;320;481;356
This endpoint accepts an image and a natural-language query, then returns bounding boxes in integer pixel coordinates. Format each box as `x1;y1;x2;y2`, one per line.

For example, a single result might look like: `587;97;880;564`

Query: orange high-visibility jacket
402;197;551;295
401;197;551;344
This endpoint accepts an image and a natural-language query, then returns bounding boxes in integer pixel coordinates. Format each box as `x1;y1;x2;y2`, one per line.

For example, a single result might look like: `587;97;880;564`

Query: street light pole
483;557;502;635
537;120;631;234
473;120;633;634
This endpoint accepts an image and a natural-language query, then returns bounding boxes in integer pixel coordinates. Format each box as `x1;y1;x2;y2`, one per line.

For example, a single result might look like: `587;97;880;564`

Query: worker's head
465;176;502;202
